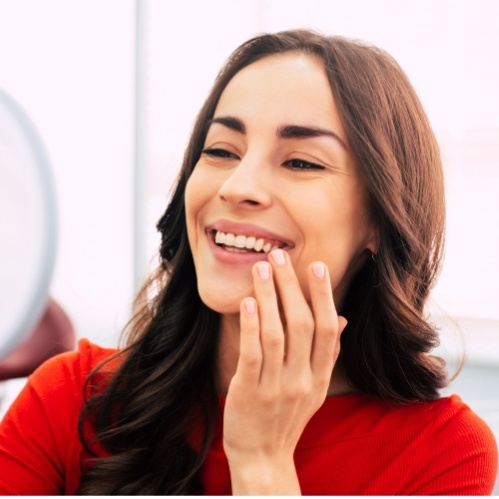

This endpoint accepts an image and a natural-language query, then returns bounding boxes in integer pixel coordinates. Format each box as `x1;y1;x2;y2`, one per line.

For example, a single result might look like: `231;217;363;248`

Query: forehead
214;52;343;133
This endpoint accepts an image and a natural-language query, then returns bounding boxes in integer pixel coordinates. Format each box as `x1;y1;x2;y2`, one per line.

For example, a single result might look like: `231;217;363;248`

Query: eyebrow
208;115;347;150
278;124;347;149
208;116;246;134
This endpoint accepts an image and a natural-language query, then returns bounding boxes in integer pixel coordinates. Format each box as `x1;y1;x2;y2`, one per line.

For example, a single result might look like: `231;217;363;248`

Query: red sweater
0;339;497;495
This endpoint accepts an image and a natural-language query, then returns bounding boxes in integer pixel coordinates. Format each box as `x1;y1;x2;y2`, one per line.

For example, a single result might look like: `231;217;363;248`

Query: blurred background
0;0;498;491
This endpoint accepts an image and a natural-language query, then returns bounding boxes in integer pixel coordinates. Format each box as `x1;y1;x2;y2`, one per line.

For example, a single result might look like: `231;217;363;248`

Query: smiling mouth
211;230;291;254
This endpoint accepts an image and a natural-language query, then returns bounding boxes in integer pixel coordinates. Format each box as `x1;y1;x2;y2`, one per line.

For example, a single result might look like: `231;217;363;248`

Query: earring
371;252;377;263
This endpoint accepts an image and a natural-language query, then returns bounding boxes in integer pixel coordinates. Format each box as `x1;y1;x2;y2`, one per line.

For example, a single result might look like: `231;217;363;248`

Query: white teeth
254;238;265;252
225;233;235;246
214;231;283;253
234;234;246;248
245;236;256;249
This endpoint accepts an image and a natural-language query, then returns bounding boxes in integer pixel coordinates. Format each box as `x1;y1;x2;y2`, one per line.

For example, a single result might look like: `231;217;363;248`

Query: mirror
0;88;57;359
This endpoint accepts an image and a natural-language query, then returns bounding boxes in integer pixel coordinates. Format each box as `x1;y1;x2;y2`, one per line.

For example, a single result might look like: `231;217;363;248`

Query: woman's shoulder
423;393;492;428
393;394;496;447
0;339;120;495
403;395;498;494
303;392;497;465
27;338;120;396
415;394;498;455
326;392;496;443
299;393;497;494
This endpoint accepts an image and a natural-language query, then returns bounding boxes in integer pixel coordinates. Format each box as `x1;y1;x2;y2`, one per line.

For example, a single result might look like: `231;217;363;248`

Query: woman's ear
365;227;379;255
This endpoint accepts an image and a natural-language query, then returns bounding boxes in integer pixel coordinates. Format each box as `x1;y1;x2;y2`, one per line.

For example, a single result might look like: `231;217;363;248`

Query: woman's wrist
228;456;301;495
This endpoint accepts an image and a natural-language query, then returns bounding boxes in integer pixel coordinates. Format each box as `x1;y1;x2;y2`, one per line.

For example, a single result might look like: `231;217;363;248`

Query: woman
0;29;497;495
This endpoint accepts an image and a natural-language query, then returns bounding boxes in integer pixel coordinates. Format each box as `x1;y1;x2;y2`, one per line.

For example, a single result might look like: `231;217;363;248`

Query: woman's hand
223;249;347;495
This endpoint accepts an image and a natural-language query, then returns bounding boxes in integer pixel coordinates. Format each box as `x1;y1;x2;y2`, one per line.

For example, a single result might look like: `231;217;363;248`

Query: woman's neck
216;313;241;395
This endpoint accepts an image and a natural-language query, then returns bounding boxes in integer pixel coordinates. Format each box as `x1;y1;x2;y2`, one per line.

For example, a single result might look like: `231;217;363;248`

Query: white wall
0;0;136;347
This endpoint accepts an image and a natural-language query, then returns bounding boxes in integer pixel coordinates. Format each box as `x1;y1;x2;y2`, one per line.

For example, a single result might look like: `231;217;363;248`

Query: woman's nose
217;157;272;209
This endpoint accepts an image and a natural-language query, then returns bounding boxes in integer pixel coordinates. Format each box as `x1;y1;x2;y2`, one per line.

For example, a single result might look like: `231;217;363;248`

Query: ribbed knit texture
0;339;497;495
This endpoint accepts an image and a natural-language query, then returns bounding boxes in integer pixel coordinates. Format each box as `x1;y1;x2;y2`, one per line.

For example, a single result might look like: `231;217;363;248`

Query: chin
197;284;250;316
199;296;242;315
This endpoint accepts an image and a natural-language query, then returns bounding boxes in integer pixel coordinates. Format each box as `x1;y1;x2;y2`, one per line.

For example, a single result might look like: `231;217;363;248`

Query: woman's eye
201;148;238;159
284;158;325;170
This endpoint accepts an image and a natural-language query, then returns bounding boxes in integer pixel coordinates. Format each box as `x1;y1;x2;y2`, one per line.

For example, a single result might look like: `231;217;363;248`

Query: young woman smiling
0;30;497;495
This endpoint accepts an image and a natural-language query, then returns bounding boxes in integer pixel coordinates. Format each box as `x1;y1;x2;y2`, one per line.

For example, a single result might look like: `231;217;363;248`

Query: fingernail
271;249;286;265
244;298;256;314
257;262;270;280
312;262;325;279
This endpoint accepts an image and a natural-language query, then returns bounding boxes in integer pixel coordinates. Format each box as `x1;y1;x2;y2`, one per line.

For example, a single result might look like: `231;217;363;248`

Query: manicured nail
244;298;256;314
271;249;286;265
312;262;325;279
257;262;270;280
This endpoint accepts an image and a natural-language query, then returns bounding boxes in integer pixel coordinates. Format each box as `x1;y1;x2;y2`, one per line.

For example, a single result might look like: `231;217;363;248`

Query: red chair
0;298;75;381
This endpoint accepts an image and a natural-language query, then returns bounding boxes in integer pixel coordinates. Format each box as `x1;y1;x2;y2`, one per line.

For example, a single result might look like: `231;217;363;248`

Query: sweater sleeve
0;339;103;495
407;395;498;496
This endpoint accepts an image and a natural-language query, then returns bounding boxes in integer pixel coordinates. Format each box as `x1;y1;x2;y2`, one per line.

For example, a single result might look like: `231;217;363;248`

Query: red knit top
0;339;497;495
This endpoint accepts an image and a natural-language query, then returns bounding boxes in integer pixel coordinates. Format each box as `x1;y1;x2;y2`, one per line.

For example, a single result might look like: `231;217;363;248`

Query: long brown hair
77;30;447;495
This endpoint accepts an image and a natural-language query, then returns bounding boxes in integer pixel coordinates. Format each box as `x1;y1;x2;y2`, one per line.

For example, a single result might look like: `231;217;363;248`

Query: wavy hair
77;29;447;495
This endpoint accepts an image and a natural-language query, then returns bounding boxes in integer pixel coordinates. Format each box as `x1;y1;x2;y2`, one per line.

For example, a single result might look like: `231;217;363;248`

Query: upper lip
206;220;295;249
